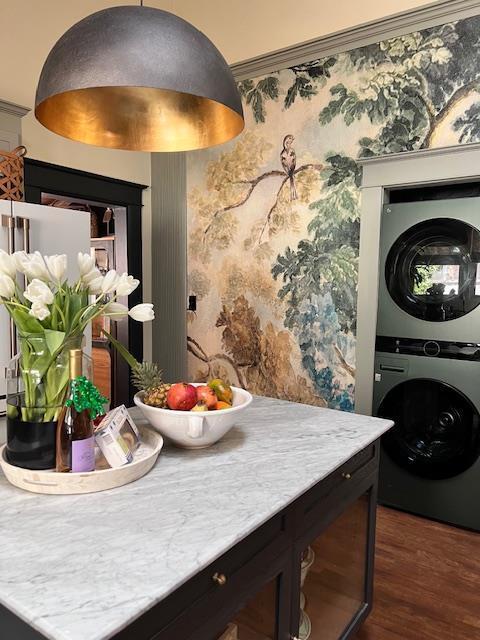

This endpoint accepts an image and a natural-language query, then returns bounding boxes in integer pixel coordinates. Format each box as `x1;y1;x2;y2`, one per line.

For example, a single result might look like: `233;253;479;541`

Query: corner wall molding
357;141;480;166
359;141;480;189
231;0;480;79
0;100;30;118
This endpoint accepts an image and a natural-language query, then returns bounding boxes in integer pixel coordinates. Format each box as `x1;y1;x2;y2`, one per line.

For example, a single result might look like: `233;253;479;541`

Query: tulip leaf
7;306;43;334
102;329;139;369
45;329;66;355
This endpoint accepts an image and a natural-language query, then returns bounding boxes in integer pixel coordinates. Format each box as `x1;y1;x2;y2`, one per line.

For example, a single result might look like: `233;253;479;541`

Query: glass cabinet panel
298;494;370;640
216;578;277;640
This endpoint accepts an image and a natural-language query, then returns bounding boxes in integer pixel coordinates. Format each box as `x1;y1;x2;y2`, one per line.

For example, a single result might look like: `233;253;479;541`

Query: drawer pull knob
213;572;227;586
342;472;352;480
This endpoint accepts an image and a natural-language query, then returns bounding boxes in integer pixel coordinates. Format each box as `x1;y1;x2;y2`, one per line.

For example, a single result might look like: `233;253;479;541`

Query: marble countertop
0;398;392;640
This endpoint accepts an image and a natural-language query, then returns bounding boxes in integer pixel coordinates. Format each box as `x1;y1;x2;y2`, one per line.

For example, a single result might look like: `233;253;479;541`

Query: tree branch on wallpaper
257;177;289;245
334;344;355;378
187;336;247;389
316;19;480;155
187;297;327;407
424;79;480;147
203;163;324;245
202;169;284;238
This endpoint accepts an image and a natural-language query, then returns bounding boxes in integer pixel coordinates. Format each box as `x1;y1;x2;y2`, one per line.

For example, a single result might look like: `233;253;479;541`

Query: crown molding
358;142;480;188
0;99;30;118
357;141;480;166
231;0;480;80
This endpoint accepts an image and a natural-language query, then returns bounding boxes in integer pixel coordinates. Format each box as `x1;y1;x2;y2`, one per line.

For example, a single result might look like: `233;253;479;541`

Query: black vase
6;416;57;470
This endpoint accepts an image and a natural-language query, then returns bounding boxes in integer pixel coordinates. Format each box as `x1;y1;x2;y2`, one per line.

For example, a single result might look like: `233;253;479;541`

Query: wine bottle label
71;436;95;472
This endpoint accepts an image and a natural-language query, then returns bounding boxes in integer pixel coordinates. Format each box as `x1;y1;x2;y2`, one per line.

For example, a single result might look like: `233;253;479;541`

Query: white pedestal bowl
134;384;252;449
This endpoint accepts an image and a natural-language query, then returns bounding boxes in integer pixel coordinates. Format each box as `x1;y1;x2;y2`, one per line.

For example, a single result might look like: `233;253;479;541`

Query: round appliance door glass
378;379;480;479
385;218;480;321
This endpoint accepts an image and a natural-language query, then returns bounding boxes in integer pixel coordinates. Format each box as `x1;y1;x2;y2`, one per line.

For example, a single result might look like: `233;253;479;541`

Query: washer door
385;218;480;321
378;379;480;479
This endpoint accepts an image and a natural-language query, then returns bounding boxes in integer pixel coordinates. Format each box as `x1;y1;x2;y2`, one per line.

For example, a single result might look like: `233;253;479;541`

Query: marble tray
0;424;163;495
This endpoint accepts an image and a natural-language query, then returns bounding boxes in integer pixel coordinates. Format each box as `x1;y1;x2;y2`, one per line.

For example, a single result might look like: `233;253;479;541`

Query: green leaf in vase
9;306;44;334
67;291;89;332
45;329;66;355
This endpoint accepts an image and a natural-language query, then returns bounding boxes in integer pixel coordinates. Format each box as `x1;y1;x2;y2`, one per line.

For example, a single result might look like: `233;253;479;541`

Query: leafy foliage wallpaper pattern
187;15;480;411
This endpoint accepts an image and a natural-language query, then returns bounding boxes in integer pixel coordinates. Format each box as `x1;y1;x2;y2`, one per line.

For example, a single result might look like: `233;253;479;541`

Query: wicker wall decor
0;146;26;201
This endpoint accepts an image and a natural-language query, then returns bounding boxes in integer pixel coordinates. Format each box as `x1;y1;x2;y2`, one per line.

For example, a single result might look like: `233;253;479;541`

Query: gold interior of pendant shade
35;86;244;152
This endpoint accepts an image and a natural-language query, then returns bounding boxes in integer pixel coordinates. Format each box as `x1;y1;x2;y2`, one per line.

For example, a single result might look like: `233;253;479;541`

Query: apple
166;383;197;411
196;385;217;409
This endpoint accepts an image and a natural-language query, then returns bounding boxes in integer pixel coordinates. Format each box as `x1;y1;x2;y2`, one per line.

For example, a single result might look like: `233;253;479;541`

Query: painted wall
186;14;480;410
171;0;434;63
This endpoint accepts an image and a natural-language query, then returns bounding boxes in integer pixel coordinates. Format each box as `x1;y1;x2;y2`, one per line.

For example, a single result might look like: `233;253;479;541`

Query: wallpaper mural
187;15;480;411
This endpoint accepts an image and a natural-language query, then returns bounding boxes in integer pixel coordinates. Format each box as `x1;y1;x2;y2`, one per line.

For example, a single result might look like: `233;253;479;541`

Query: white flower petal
0;250;16;278
101;269;119;294
85;276;103;294
116;273;140;297
23;252;50;281
24;279;54;305
44;254;67;282
128;303;154;322
12;251;30;274
0;274;15;298
77;252;96;276
82;267;101;285
29;301;50;321
87;276;104;294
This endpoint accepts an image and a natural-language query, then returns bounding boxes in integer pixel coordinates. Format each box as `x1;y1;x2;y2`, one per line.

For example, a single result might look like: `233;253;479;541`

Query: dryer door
378;379;480;479
385;218;480;321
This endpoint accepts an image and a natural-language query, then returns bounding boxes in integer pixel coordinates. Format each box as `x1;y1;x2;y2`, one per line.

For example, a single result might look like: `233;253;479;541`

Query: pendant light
35;4;244;152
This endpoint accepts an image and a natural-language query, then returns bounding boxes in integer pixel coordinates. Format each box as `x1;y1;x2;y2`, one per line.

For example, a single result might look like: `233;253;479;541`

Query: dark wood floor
356;506;480;640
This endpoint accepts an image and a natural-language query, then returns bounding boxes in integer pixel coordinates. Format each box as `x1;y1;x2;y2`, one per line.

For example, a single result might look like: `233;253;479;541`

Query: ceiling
5;0;434;109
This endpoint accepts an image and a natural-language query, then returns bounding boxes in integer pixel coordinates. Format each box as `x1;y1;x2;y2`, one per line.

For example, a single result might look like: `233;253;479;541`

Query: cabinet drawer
294;442;379;538
115;511;292;640
155;514;291;640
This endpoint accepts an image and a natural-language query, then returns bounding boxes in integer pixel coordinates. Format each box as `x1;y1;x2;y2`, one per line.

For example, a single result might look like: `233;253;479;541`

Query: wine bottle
56;349;95;473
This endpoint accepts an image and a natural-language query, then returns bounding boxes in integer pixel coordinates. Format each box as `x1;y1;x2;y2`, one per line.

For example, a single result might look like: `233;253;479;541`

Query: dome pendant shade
35;6;244;152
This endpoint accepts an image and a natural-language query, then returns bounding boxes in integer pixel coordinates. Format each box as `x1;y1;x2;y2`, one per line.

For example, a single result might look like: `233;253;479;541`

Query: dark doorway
24;158;147;406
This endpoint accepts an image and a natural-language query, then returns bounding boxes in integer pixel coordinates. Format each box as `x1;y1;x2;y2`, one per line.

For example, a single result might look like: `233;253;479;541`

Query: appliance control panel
376;335;480;361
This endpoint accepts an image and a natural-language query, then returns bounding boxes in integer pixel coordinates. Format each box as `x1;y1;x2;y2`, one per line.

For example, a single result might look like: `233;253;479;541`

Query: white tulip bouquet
0;249;154;422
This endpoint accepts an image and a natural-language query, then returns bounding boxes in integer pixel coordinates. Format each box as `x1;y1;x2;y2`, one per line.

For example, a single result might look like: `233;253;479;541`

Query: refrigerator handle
16;216;30;291
17;216;30;253
1;214;17;357
1;214;15;253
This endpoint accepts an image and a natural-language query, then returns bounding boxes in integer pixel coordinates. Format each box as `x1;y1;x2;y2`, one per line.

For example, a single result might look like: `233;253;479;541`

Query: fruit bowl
133;384;253;449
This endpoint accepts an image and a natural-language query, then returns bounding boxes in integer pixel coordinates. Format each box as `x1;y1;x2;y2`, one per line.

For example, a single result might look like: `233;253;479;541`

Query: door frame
24;157;147;404
355;141;480;416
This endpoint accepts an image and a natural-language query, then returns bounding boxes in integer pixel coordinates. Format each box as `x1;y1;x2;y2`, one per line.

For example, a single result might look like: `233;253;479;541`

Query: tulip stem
53;302;66;328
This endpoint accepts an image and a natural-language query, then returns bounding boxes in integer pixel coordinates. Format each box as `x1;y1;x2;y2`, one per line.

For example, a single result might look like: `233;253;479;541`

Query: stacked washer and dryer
374;196;480;531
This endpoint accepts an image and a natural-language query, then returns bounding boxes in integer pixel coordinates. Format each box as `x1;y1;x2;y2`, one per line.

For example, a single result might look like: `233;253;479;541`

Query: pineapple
101;329;170;407
143;383;172;408
131;361;163;393
131;361;171;408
